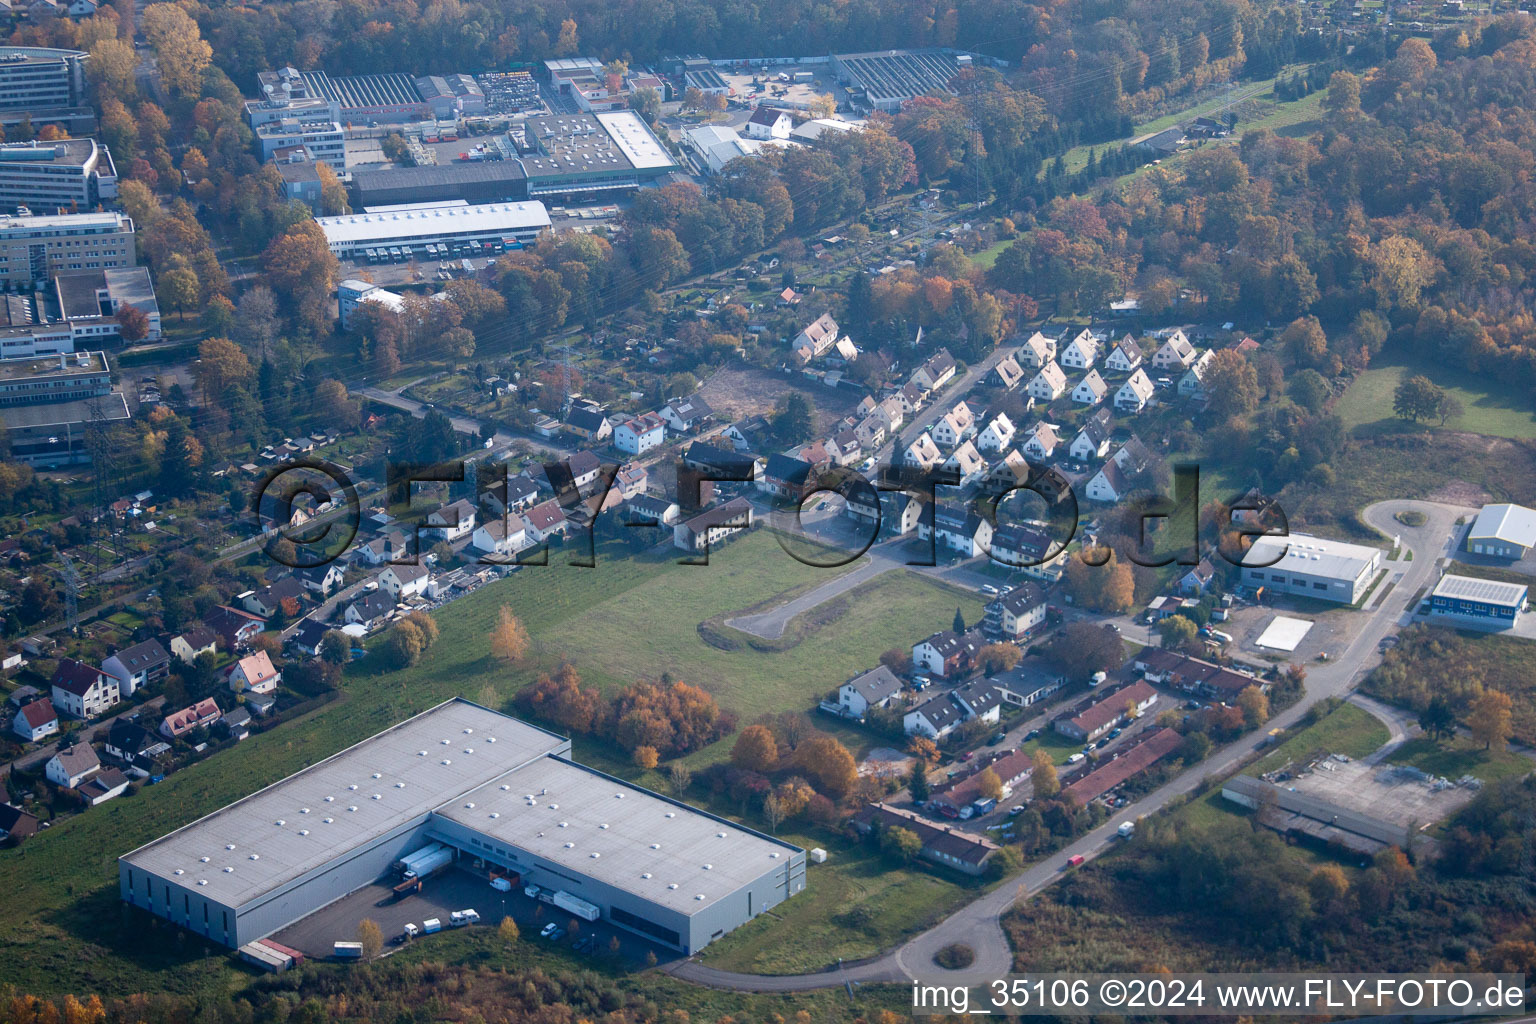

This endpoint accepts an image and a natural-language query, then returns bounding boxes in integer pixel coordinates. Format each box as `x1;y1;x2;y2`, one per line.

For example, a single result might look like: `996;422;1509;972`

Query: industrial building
119;699;804;954
1240;532;1383;605
1466;503;1536;561
315;201;550;260
0;46;88;113
0;351;129;466
0;265;156;359
255;67;430;125
0;138;117;213
831;49;965;112
1429;573;1526;631
0;209;135;288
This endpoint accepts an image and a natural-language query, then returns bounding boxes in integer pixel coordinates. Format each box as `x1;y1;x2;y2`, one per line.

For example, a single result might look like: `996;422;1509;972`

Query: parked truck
402;845;455;880
1117;821;1136;839
392;876;422;899
395;843;445;876
552;891;601;923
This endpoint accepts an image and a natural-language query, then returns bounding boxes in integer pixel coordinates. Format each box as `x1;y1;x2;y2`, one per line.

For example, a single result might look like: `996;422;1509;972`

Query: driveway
665;499;1470;992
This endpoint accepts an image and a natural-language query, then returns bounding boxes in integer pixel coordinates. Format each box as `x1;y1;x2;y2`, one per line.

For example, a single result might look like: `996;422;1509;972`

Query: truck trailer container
395;842;445;875
402;845;455;879
333;941;364;959
552;891;600;922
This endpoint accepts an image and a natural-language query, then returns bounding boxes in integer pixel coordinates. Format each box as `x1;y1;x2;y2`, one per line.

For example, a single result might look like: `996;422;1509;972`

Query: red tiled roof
1063;728;1182;803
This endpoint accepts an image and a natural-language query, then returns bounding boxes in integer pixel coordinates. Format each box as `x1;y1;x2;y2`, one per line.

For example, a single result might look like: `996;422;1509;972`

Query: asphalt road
665;498;1471;992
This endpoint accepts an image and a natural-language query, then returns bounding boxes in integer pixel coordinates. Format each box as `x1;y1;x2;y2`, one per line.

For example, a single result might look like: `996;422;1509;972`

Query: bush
934;943;975;969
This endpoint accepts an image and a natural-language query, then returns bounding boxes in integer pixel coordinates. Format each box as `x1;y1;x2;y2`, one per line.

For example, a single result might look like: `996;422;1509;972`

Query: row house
673;497;754;552
919;504;994;557
903;678;1003;739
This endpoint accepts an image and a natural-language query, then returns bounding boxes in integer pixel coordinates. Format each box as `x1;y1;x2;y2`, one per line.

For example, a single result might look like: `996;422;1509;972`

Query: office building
1240;533;1383;605
253;119;346;170
1429;573;1526;631
0;138;117;213
0;209;135;287
120;699;805;954
53;266;161;343
0;46;88;113
0;351;129;466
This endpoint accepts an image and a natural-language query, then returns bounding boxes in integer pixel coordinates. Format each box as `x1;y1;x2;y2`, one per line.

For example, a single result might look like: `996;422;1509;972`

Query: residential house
1071;369;1109;406
170;625;219;665
615;412;666;455
904;432;943;470
1084;437;1156;503
220;705;253;741
344;590;396;630
659;395;714;434
51;659;119;719
101;639;171;697
975;413;1016;453
990;658;1067;707
941;441;987;487
895;381;927;414
522;499;570;542
982;583;1047;641
565;405;612;442
990;354;1026;391
1151;330;1197;370
378;563;431;600
1178;349;1214;397
288;619;330;658
1105;336;1143;372
837;666;904;719
1027;361;1068;402
745;105;794;139
851;803;998;875
831;337;859;364
424;498;477;542
160;698;222;739
828;429;862;466
1060;330;1099;370
1021;422;1061;461
79;768;130;805
912;629;982;678
228;651;281;696
1114;368;1155;413
853;411;887;450
902;678;1001;739
673;497;754;552
1069;409;1114;462
911;348;957;391
471;516;529;559
1018;331;1056;368
240;577;306;618
612;463;648;500
295;563;345;597
1054;680;1159;741
1134;648;1267;703
104;718;170;770
758;453;815;501
1063;727;1182;804
1178;557;1217;596
777;286;800;306
682;443;760;484
479;476;541;519
13;698;58;742
207;606;267;652
1232;336;1261;355
930;746;1035;816
930;403;975;448
46;744;101;789
354;528;410;566
920;505;994;558
621;494;681;526
877;396;906;432
988;448;1031;489
0;804;40;842
791;312;839;364
990;523;1056;569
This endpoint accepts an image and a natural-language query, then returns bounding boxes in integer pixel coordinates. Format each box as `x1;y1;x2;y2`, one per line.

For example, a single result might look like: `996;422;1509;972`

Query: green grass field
1336;357;1536;440
0;528;983;999
1387;736;1530;783
1248;701;1390;776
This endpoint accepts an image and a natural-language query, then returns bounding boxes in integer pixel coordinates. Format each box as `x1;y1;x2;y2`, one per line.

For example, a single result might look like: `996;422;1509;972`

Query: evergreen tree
908;760;931;803
953;606;966;633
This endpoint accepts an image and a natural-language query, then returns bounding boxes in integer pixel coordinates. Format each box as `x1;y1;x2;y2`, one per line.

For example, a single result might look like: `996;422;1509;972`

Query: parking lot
271;862;679;966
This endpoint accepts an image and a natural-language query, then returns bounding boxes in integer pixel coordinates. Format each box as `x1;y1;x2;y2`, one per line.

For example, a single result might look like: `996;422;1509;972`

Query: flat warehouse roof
1241;532;1380;580
2;392;128;429
120;701;567;909
1433;573;1528;606
595;111;675;170
435;756;798;916
317;201;550;245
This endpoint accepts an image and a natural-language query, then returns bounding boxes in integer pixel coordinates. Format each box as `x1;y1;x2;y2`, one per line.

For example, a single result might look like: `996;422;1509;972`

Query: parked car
1066;854;1085;868
1109;727;1123;739
980;584;999;595
1009;804;1026;816
540;923;561;939
987;731;1007;745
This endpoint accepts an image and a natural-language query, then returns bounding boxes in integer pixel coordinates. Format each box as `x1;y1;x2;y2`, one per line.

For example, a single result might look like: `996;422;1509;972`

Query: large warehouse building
315;200;551;260
1429;573;1527;631
120;700;805;954
1466;503;1536;561
832;49;964;112
1241;532;1383;605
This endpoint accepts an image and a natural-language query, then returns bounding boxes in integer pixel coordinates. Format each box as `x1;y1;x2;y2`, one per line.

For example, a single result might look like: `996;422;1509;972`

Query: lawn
1387;736;1531;783
1335;356;1536;441
698;827;980;974
1248;700;1390;776
0;528;982;998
